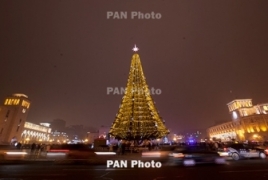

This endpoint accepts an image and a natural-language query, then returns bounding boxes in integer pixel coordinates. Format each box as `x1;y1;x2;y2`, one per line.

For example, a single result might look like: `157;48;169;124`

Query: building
48;119;68;144
0;93;53;145
50;130;68;144
99;125;110;139
21;122;52;144
0;93;31;144
86;131;99;144
207;99;268;142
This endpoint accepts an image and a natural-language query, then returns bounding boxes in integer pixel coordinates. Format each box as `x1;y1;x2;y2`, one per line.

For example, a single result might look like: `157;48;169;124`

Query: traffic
1;140;268;167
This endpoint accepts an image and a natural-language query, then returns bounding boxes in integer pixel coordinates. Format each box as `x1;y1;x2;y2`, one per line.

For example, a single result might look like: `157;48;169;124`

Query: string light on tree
109;45;169;140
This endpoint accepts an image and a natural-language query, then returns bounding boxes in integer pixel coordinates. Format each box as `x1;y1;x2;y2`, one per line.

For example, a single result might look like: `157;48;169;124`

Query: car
48;144;96;159
141;146;176;164
217;147;229;157
265;148;268;155
226;143;267;160
0;145;27;160
249;142;268;156
217;142;231;157
171;145;226;166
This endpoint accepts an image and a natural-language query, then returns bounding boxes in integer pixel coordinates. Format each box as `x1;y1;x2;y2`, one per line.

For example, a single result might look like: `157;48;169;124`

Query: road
1;158;268;180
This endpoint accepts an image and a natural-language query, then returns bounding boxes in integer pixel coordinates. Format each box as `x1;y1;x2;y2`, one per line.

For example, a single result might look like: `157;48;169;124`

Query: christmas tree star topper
132;44;139;52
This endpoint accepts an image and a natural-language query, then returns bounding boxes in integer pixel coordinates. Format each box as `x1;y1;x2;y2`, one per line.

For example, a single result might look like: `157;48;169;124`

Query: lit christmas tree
109;45;169;140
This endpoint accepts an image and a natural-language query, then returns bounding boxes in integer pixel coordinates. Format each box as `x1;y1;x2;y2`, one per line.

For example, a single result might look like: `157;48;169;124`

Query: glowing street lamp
253;134;259;140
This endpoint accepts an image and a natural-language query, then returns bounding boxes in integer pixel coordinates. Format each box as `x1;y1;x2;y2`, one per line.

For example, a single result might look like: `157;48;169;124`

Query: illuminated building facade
208;99;268;142
49;119;68;144
50;131;67;144
21;122;52;144
0;94;31;144
0;93;52;144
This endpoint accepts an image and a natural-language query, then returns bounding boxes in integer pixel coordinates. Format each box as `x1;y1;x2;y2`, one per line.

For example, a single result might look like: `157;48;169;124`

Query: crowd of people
108;140;239;155
14;142;51;157
29;143;51;154
109;140;161;155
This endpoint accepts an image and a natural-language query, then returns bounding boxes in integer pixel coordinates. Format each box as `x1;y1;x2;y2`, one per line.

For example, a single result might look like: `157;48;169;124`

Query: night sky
1;1;268;133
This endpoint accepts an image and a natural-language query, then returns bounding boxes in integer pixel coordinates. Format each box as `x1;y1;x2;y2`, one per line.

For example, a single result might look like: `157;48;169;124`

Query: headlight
173;153;184;158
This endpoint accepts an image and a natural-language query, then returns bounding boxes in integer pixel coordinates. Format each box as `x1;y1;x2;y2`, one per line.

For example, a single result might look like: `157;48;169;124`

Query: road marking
97;172;113;180
0;174;66;177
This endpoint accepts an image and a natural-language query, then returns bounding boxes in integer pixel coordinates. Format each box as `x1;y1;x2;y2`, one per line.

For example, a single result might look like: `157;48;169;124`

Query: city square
1;1;268;180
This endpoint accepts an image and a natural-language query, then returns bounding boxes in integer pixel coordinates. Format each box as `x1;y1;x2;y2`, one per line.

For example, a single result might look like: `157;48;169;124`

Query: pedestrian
213;142;219;151
16;142;22;149
117;140;122;155
148;141;152;151
109;144;113;152
31;143;36;153
46;144;51;153
121;141;126;155
130;141;134;153
36;144;41;155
